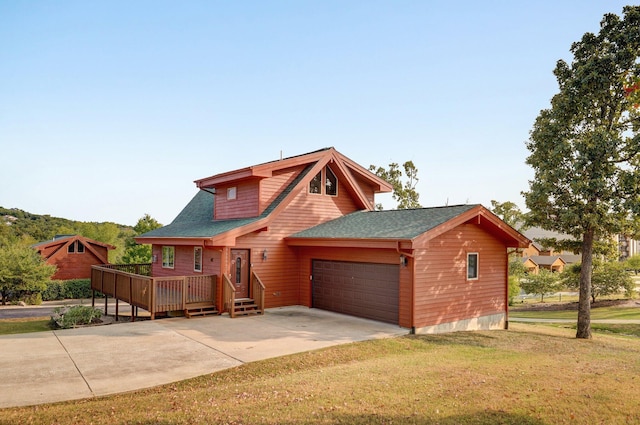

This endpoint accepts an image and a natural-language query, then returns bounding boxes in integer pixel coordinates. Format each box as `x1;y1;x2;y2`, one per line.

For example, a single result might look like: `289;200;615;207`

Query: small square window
227;187;237;200
162;246;175;269
467;253;479;280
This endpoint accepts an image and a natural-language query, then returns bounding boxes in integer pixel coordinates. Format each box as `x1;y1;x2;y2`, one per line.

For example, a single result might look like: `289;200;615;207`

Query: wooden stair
185;305;219;318
233;298;262;317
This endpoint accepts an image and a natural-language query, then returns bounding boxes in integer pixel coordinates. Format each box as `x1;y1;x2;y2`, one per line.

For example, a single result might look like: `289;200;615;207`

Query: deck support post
115;299;119;322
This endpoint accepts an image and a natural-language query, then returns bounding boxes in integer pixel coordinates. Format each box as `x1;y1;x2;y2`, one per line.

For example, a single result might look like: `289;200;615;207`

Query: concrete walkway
0;306;406;409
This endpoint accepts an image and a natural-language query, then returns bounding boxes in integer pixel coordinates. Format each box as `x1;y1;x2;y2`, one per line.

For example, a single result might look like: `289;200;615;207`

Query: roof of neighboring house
522;226;576;251
289;205;478;240
526;255;566;266
32;234;115;250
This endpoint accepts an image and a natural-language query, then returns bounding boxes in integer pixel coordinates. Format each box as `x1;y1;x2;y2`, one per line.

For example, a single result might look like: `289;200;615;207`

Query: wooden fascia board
414;206;531;248
337;152;394;193
194;149;332;188
134;237;221;246
83;242;110;264
327;152;376;210
285;237;412;250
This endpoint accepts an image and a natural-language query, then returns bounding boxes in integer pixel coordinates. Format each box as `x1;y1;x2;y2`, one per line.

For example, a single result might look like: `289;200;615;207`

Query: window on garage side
467;252;479;280
194;247;202;272
162;246;175;269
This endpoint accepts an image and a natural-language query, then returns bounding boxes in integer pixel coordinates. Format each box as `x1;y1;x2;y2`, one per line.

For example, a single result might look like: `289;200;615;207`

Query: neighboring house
134;147;530;333
522;255;567;274
33;235;115;280
522;225;634;267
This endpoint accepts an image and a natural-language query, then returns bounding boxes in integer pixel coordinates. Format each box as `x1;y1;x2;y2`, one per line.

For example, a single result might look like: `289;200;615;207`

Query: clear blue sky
0;1;633;226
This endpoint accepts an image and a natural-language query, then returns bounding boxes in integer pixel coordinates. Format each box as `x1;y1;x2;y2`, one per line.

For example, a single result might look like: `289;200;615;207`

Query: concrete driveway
0;306;406;408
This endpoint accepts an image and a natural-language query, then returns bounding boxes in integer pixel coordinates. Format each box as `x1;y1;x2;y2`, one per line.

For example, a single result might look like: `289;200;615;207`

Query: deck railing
222;271;265;318
222;274;236;318
91;265;217;320
251;270;265;314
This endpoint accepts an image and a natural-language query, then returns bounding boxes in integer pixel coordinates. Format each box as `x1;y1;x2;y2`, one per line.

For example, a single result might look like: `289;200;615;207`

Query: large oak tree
523;6;640;339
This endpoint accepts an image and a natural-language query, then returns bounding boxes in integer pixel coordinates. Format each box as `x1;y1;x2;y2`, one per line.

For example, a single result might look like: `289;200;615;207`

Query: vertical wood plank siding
412;224;507;329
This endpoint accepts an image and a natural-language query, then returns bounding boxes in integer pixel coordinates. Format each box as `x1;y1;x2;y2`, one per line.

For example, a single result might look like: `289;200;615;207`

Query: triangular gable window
309;166;338;196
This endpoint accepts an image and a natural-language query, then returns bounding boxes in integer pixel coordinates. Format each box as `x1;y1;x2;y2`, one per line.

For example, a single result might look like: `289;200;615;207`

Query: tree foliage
0;207;134;262
522;6;640;338
508;258;527;305
562;261;635;303
520;269;562;303
121;214;162;264
490;200;526;230
369;161;421;210
624;254;640;274
0;242;56;305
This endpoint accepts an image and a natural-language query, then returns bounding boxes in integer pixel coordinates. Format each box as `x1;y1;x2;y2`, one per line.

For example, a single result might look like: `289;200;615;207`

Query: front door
231;249;250;298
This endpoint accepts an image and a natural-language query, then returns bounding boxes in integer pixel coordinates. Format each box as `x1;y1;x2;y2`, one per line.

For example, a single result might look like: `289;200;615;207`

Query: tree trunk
577;228;594;339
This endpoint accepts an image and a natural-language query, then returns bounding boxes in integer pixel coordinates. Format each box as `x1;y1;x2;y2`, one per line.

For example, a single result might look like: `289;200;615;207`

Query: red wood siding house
136;147;530;333
34;235;115;280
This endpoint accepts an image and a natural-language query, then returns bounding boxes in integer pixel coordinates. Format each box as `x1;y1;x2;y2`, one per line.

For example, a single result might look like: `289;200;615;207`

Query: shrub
42;280;66;301
50;305;103;329
42;279;93;301
63;279;92;299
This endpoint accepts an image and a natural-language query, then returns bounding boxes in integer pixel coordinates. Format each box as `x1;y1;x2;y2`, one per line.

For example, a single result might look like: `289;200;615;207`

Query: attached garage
312;260;399;324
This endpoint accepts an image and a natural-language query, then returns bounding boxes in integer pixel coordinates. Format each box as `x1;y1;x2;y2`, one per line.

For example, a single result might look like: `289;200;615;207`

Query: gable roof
287;204;531;249
137;162;315;240
32;234;115;264
136;148;392;244
289;205;478;240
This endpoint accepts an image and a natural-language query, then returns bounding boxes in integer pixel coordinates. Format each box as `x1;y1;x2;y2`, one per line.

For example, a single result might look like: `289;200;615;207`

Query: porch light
263;249;268;261
400;255;408;267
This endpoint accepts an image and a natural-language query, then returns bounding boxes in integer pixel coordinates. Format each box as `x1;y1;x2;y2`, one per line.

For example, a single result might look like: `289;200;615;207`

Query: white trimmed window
162;246;175;269
309;166;338;196
325;166;337;196
227;187;237;200
194;247;202;272
467;253;479;280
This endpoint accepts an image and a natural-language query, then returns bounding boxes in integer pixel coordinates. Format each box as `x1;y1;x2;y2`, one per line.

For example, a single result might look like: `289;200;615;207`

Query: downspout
397;241;415;333
505;249;509;330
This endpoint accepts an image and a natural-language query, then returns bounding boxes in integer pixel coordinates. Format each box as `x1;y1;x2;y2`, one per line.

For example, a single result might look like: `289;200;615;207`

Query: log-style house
92;147;530;333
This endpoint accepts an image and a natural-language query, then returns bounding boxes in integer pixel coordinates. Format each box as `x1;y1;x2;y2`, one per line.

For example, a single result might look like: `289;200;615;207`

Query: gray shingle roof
139;163;315;239
290;204;479;240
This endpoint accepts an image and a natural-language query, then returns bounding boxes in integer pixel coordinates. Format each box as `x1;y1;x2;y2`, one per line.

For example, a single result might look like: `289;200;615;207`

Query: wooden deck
91;264;218;320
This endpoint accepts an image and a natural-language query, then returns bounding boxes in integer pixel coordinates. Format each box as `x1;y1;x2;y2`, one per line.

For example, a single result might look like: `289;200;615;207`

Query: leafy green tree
369;161;421;210
562;261;635;303
490;200;526;230
508;258;527;305
522;6;640;338
520;269;562;303
625;254;640;274
121;214;162;264
0;243;56;305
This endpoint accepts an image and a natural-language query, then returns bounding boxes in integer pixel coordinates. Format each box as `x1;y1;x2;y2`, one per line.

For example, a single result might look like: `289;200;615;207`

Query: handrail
251;270;266;315
222;274;236;318
91;265;217;320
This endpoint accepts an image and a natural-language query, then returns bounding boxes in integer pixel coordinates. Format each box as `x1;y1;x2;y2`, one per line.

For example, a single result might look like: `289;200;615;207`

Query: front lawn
0;318;51;335
2;324;639;424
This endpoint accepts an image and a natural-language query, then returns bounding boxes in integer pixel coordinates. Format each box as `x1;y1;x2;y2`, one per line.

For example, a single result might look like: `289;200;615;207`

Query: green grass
0;318;51;335
510;306;640;320
2;324;640;425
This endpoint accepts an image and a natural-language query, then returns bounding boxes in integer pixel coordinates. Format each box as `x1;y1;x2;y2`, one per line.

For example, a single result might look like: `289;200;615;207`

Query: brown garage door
312;260;399;324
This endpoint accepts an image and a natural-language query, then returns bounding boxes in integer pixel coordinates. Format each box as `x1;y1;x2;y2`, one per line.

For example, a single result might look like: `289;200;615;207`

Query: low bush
42;279;95;301
50;305;103;329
